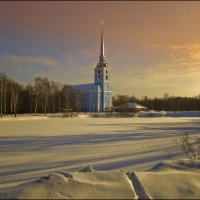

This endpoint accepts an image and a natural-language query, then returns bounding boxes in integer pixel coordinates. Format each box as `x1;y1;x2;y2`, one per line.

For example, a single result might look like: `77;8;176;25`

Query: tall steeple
94;20;112;112
99;21;105;64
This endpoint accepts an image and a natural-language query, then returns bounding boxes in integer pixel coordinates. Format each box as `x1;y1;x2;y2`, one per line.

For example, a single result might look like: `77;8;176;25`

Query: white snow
1;159;200;199
136;110;200;117
0;114;200;198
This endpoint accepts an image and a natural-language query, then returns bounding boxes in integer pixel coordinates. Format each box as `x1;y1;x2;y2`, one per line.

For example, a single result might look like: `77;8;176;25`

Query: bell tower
94;21;112;112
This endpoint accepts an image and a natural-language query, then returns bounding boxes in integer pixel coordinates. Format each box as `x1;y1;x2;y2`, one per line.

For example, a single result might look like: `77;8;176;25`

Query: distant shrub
92;113;99;118
63;111;78;118
179;133;200;160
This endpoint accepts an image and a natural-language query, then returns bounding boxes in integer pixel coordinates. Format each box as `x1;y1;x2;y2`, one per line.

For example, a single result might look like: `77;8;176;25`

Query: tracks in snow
125;172;151;200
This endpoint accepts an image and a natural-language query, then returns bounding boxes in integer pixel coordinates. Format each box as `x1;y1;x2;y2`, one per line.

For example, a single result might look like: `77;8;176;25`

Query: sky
0;1;200;98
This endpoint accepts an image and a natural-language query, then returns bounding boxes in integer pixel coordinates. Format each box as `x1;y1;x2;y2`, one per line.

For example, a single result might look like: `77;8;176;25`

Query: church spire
99;20;105;64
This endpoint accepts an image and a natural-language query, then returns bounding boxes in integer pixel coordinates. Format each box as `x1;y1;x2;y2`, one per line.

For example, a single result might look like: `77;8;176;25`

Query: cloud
166;43;200;72
0;42;200;98
4;54;62;69
0;53;96;85
110;43;200;97
0;54;65;83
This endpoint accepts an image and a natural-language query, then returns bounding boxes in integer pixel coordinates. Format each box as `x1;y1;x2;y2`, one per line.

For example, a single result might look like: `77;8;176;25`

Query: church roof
71;83;99;90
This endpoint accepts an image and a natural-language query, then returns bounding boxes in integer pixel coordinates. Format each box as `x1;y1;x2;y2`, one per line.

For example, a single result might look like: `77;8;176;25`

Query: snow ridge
126;172;151;200
1;160;200;199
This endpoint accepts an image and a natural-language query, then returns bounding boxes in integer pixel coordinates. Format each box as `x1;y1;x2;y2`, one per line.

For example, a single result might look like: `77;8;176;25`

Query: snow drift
1;159;200;199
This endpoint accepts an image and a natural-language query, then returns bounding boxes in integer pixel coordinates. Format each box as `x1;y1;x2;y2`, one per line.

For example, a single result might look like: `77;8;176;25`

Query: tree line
112;93;200;111
0;72;81;117
1;72;200;117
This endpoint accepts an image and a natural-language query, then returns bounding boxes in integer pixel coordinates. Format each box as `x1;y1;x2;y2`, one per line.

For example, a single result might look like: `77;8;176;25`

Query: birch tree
50;81;60;113
11;81;22;117
33;77;43;116
72;89;81;114
42;77;50;116
0;73;7;117
62;85;72;117
0;73;4;117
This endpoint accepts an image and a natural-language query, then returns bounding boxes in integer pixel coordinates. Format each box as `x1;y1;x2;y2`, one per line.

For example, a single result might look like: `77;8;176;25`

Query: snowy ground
0;113;200;198
2;159;200;199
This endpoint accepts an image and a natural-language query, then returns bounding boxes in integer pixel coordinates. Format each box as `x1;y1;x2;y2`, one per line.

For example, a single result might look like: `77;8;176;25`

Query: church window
98;75;100;80
106;75;108;80
98;70;100;74
106;70;108;74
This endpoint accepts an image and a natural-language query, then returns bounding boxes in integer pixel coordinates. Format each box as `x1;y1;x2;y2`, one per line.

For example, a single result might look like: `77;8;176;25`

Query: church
71;23;112;112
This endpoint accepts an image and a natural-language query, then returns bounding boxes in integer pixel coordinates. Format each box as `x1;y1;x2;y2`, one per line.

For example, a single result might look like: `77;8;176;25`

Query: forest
113;93;200;112
0;72;200;117
0;72;81;117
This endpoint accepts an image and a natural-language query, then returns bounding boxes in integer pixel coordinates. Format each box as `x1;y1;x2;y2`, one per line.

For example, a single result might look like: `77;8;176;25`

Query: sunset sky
0;1;200;98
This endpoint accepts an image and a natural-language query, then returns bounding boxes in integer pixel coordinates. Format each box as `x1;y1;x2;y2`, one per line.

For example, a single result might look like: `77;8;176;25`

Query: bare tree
57;83;63;113
4;79;7;115
41;77;50;116
32;77;51;116
33;77;44;116
72;89;82;114
0;74;3;117
10;84;13;116
26;77;63;116
50;80;61;114
0;73;7;117
26;84;33;114
62;85;73;117
163;92;170;99
34;91;39;116
11;81;22;117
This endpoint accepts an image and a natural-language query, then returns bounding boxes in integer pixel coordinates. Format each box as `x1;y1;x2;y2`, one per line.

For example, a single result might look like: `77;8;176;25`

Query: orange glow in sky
0;1;200;97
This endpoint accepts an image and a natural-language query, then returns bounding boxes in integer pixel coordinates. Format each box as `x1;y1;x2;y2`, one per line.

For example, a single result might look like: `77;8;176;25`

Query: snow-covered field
0;113;200;198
